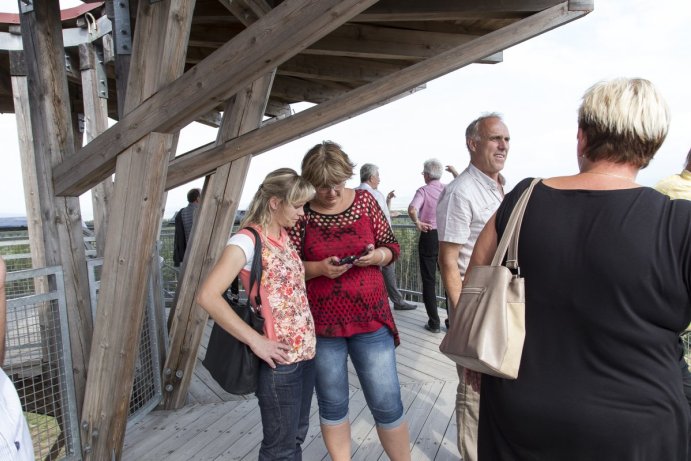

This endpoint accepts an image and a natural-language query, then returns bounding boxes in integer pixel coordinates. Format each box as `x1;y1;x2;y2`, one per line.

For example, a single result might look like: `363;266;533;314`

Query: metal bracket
94;44;109;99
20;0;34;13
112;0;132;55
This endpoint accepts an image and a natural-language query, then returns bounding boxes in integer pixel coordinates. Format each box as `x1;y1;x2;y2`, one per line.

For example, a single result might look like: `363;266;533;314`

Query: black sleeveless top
479;178;691;460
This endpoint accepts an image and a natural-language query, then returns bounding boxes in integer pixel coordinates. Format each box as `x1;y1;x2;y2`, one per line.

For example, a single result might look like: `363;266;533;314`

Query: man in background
356;164;416;311
436;113;510;461
0;256;35;460
173;188;201;267
408;159;450;332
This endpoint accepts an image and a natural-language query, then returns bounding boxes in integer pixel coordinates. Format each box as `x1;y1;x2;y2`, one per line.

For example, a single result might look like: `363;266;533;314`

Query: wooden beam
166;2;591;188
304;23;478;61
271;76;353;104
265;99;292;118
353;0;564;21
278;55;408;84
79;42;112;257
16;0;93;417
53;0;380;197
219;0;272;26
79;0;194;458
163;73;275;409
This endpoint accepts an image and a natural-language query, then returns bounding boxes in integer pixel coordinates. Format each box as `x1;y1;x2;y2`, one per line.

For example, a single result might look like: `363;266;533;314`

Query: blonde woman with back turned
468;78;691;460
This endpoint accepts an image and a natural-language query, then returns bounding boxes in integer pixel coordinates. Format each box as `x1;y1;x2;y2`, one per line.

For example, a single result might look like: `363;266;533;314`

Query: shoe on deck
424;323;441;333
393;302;417;311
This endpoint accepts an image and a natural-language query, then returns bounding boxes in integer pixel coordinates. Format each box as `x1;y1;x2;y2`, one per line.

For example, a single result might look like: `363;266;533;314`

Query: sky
1;0;690;220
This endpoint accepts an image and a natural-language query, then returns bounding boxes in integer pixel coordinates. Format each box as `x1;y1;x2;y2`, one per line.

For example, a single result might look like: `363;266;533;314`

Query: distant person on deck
173;188;201;267
407;159;454;334
356;163;416;311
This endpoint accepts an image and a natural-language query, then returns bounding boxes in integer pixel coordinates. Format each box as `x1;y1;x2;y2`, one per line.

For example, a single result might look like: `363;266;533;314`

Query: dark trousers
419;230;441;328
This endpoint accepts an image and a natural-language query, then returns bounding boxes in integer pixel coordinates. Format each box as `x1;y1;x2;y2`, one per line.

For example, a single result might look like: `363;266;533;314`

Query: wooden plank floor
123;303;461;460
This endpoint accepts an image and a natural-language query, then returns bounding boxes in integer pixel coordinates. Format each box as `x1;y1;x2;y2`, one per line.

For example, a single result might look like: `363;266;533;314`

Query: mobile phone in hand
337;255;358;265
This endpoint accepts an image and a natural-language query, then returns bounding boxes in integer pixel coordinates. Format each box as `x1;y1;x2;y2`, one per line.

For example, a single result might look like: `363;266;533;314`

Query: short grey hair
465;112;504;151
423;159;443;180
360;163;379;183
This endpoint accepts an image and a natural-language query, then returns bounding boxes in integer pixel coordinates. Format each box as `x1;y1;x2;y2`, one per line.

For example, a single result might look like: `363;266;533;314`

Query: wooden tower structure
0;0;592;458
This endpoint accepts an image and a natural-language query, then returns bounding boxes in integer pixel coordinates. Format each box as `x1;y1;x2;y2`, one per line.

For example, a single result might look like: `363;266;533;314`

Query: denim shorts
315;326;405;429
256;359;316;461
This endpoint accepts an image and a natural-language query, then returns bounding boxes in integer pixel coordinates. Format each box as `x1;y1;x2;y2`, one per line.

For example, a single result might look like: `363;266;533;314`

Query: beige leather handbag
439;178;540;379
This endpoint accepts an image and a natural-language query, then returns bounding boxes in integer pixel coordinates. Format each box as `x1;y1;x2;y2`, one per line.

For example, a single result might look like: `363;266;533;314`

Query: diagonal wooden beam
53;0;379;197
166;2;591;189
162;73;275;410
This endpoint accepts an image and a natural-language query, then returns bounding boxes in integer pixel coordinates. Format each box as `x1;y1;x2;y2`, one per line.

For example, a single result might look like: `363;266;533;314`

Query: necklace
581;171;636;182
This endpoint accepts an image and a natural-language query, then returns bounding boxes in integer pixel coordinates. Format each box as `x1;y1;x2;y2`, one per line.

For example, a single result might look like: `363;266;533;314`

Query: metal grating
87;257;163;425
4;266;81;461
390;221;448;311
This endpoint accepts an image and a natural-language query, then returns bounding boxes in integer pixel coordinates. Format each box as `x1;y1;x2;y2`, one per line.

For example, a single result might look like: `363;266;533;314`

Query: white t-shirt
436;163;506;275
0;369;34;461
228;232;255;271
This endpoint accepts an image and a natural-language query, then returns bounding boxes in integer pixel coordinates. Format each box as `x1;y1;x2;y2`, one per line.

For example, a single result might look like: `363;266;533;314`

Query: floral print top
233;226;316;364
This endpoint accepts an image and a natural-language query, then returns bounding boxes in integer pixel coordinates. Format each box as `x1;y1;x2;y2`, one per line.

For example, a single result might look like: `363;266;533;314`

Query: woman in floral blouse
198;168;316;461
290;141;411;461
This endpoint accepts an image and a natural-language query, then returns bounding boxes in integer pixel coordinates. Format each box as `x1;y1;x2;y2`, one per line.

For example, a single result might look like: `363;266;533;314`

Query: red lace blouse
289;189;401;345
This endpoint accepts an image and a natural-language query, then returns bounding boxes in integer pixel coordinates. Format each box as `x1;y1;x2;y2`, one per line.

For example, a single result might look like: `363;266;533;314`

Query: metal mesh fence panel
390;220;447;310
87;258;163;424
4;266;81;461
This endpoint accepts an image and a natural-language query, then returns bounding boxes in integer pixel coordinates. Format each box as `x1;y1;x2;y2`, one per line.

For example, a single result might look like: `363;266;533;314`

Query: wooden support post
163;72;275;409
79;42;112;257
10;51;46;269
16;0;93;415
79;0;195;458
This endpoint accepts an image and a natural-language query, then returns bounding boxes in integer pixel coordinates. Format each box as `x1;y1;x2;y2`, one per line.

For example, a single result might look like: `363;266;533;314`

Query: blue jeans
315;327;405;429
256;359;316;461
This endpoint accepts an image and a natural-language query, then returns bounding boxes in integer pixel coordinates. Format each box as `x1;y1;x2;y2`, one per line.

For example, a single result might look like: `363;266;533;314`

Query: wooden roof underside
0;0;592;195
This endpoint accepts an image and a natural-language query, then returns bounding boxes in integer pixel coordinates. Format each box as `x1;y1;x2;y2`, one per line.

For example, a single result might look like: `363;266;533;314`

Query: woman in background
290;141;411;461
198;168;316;461
468;78;691;460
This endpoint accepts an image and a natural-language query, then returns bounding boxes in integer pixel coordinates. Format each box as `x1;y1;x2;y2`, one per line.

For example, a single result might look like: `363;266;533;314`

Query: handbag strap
242;227;263;308
491;178;541;270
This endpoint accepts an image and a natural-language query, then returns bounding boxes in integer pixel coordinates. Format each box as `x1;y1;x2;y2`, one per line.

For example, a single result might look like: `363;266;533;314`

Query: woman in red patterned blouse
289;141;411;461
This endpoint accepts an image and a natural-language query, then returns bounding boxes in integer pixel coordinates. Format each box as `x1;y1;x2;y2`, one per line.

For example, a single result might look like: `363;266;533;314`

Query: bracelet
377;249;385;265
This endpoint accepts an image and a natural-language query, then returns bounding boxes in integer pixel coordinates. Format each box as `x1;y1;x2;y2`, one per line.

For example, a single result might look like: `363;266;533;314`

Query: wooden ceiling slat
303;23;478;61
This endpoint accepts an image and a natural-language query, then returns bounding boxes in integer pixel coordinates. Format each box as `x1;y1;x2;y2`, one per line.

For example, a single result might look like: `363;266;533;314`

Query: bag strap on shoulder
492;177;541;270
242;227;263;308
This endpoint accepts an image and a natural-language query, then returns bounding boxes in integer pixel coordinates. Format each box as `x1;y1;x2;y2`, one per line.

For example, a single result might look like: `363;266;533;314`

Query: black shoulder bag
202;227;265;395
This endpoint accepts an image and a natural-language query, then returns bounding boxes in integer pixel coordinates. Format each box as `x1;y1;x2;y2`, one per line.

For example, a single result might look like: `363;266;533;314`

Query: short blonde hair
241;168;315;230
578;78;670;168
301;141;355;188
